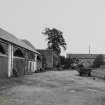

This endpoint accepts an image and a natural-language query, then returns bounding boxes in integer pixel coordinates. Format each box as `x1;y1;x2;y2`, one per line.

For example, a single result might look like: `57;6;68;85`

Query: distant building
0;28;40;78
66;54;105;67
37;49;59;70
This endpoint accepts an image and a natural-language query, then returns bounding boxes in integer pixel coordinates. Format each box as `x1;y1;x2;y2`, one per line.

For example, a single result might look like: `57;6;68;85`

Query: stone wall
37;49;59;69
0;55;8;78
0;41;8;78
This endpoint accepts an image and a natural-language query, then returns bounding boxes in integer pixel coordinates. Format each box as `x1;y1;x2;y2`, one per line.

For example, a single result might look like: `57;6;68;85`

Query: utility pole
89;45;91;54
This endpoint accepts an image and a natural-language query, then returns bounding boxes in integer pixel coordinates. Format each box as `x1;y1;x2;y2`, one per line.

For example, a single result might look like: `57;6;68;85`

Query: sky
0;0;105;55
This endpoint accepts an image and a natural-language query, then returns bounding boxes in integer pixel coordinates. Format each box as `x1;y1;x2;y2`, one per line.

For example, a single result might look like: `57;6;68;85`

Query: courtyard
0;70;105;105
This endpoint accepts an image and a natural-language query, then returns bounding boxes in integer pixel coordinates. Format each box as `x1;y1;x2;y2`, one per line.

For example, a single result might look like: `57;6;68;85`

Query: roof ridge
0;28;39;54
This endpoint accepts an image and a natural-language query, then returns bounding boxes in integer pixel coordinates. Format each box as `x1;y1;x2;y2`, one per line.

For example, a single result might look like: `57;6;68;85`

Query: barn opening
14;48;24;57
37;55;41;61
0;44;8;78
13;48;25;77
0;44;5;54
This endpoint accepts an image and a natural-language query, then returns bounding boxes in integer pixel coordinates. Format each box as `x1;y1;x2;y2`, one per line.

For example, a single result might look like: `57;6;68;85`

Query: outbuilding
0;28;40;78
37;49;59;70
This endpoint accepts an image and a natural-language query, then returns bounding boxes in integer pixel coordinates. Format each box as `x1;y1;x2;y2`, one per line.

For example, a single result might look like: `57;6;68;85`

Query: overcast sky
0;0;105;55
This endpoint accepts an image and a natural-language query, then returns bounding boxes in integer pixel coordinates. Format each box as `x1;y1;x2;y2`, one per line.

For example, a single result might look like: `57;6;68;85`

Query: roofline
0;28;41;54
66;53;105;59
67;53;105;55
0;37;40;54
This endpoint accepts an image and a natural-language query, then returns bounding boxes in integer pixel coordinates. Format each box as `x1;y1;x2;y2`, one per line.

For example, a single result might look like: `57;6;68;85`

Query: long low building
66;53;105;66
0;28;40;78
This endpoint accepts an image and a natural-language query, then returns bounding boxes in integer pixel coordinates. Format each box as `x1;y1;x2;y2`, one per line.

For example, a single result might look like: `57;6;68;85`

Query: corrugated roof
0;28;39;54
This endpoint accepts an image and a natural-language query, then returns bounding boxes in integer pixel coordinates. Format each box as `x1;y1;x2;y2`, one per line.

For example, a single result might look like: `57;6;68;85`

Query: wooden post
35;54;37;71
8;44;13;78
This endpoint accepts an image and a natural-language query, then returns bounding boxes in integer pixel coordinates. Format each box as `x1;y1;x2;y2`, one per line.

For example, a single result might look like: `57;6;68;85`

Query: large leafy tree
42;28;67;55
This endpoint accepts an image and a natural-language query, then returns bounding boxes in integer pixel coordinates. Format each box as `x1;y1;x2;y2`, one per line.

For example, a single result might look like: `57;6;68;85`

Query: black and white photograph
0;0;105;105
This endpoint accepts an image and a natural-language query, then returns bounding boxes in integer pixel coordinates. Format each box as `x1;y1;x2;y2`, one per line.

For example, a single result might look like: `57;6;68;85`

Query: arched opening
37;55;41;61
0;44;5;54
14;48;24;57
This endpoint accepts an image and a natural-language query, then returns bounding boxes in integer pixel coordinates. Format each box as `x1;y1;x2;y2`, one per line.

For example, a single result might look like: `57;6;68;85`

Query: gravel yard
0;70;105;105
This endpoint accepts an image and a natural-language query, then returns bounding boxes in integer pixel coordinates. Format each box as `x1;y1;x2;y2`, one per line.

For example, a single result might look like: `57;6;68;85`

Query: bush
93;54;104;68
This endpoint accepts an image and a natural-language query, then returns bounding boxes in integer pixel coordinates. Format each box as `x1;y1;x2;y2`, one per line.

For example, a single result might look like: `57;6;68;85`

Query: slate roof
21;39;40;54
21;39;36;50
0;28;39;54
67;54;105;59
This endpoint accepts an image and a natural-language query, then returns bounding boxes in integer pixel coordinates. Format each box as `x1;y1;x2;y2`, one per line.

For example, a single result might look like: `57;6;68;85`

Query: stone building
37;49;59;70
0;28;40;78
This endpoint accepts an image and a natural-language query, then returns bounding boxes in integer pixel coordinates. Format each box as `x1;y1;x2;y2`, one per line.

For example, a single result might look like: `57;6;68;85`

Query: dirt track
0;70;105;105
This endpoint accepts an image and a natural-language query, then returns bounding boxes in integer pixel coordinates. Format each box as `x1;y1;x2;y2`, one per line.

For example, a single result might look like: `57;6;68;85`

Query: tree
42;28;66;55
93;54;104;68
